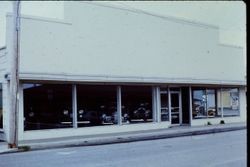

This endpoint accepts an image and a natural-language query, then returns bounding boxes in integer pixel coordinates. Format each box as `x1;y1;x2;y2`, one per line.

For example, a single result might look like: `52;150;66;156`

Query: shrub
18;146;31;152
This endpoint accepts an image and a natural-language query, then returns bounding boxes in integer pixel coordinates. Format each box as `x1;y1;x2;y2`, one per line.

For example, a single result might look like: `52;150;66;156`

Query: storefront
0;2;246;142
10;81;243;141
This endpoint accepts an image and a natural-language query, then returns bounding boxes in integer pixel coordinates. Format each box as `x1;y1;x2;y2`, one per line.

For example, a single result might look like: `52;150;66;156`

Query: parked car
25;106;64;129
60;108;102;126
100;104;130;124
131;102;152;121
77;109;102;125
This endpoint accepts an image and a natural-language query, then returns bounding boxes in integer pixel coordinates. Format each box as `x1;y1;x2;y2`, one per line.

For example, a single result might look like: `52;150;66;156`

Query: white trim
117;86;122;125
156;87;161;122
238;88;241;117
220;88;224;118
189;86;193;125
168;87;171;123
14;72;246;86
179;89;183;125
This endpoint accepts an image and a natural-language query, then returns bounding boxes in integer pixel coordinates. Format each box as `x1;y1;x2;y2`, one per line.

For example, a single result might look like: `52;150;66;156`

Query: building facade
0;2;246;143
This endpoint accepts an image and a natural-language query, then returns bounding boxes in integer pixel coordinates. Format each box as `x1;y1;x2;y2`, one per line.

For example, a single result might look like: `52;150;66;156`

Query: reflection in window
23;84;72;130
77;85;117;127
221;88;240;117
206;89;216;117
0;84;3;129
160;88;169;121
122;86;152;124
192;88;217;119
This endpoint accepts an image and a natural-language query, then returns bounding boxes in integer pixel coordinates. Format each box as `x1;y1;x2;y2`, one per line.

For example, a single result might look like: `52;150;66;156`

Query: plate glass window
221;88;240;117
192;88;218;119
23;83;73;130
121;86;152;124
77;85;117;127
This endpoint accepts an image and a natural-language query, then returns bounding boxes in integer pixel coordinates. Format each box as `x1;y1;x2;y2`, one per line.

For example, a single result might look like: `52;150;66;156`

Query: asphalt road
0;130;247;167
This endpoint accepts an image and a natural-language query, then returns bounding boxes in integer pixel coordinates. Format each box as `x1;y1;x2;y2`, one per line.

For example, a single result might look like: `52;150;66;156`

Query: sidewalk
0;122;246;154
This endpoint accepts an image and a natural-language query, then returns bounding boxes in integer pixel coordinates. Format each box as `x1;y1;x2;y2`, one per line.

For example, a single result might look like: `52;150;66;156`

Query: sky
0;1;246;50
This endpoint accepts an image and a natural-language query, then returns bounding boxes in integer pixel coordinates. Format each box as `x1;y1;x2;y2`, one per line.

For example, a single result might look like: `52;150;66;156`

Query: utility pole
9;0;20;148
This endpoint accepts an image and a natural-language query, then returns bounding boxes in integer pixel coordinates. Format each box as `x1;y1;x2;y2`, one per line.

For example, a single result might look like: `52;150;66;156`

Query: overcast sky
0;1;246;50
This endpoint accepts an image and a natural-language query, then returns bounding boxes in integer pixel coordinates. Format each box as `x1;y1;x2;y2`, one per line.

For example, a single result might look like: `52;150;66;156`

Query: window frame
192;87;218;119
220;88;240;117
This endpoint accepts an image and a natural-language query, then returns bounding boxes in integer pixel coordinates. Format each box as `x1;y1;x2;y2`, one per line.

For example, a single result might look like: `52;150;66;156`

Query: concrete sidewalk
0;122;246;154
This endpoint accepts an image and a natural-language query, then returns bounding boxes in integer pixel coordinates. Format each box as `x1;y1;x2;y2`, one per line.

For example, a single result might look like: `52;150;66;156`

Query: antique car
100;104;130;124
60;108;102;126
77;109;102;125
131;102;152;121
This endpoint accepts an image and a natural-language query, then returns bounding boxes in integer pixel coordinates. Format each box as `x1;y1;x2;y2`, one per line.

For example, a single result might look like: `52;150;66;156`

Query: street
0;130;246;167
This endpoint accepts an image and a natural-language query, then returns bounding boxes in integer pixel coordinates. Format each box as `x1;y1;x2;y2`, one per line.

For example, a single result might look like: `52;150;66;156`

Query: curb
0;125;246;154
0;148;19;155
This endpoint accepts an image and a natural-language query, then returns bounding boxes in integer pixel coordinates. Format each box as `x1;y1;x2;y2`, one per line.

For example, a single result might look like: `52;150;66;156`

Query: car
25;106;64;130
131;102;152;121
100;104;130;124
207;108;216;117
77;109;102;125
60;108;102;126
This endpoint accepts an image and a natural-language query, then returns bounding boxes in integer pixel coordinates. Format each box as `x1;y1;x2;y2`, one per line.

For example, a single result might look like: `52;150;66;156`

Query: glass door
170;91;181;124
160;88;169;122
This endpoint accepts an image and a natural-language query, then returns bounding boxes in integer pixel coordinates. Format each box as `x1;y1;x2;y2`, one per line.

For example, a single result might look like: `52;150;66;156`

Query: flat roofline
77;1;219;30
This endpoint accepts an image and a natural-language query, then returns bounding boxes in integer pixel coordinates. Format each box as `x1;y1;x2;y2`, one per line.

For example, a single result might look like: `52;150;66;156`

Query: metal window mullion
152;87;156;122
72;85;77;128
220;88;223;118
156;87;161;122
237;88;240;116
168;87;171;122
117;86;122;125
179;89;182;125
205;89;208;118
189;86;193;124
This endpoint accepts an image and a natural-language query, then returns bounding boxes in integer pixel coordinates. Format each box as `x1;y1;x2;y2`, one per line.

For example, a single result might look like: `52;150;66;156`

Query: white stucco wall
3;1;244;85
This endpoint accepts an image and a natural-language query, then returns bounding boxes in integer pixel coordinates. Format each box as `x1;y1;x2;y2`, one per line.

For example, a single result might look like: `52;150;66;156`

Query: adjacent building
0;2;246;143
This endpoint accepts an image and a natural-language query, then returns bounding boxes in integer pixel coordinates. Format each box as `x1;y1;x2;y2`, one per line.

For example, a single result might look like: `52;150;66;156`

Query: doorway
170;90;181;125
159;87;190;125
181;87;190;125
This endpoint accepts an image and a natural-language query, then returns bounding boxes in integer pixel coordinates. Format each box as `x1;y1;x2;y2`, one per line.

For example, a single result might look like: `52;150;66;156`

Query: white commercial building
0;2;246;143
